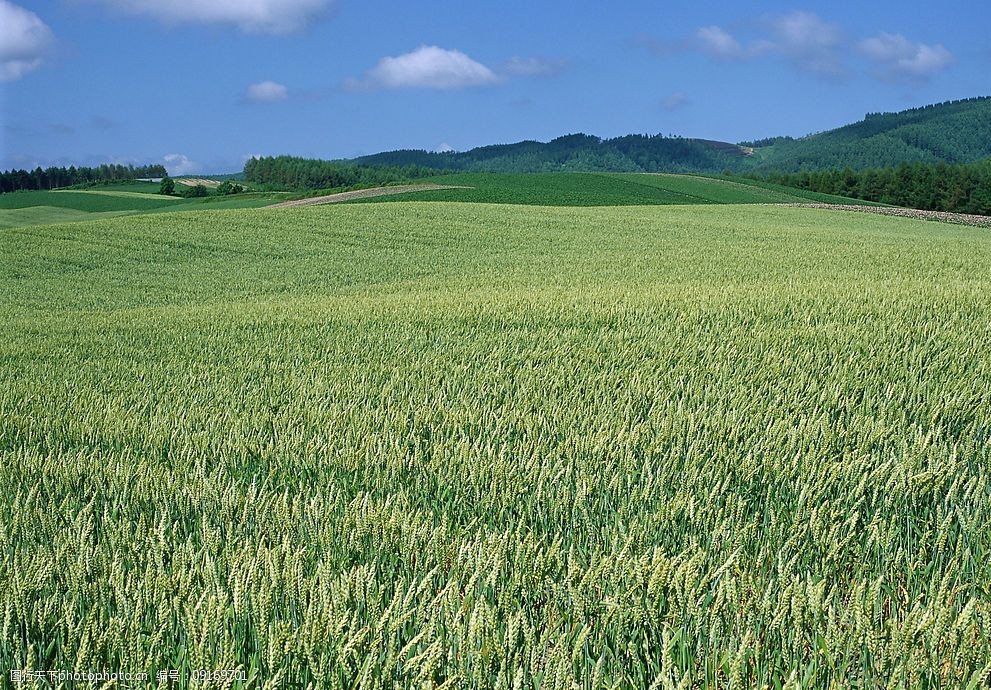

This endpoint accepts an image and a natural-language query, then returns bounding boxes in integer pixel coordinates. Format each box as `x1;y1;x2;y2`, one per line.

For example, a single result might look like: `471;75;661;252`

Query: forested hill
351;97;991;174
753;96;991;171
352;133;750;174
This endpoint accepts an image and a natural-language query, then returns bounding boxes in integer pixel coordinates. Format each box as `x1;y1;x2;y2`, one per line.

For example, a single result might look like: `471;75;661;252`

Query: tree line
353;133;749;174
243;156;436;190
0;164;168;193
753;159;991;215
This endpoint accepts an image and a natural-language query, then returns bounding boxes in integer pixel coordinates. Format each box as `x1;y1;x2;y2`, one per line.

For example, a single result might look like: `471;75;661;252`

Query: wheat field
1;203;989;688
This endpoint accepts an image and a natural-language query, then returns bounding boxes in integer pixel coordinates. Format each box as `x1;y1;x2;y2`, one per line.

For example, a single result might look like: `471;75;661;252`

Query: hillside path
269;184;471;208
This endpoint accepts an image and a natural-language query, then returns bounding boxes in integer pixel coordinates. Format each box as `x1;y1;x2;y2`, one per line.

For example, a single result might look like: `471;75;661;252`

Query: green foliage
758;158;991;214
354;133;750;174
178;184;210;198
738;136;796;148
244;155;436;190
159;176;175;196
216;180;244;195
750;97;991;171
2;203;990;688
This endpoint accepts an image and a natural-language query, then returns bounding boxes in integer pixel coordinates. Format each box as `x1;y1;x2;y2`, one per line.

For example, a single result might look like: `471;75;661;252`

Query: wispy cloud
860;33;953;82
90;115;119;130
664;11;951;84
346;46;501;91
244;80;289;103
83;0;334;35
696;26;754;60
501;56;568;77
0;0;55;81
660;91;690;111
765;11;844;76
695;12;841;75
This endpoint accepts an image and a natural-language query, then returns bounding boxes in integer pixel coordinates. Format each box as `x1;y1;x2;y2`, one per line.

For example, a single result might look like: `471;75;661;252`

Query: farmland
0;173;879;230
350;172;879;206
2;201;989;688
0;184;294;228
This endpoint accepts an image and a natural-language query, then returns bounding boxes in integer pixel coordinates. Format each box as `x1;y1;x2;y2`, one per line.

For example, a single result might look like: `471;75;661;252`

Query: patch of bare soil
771;203;991;228
268;184;471;208
177;178;221;188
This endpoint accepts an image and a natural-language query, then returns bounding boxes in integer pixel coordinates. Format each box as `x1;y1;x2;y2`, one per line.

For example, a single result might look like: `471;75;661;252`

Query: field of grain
0;189;294;228
0;189;181;213
1;202;989;688
352;173;878;207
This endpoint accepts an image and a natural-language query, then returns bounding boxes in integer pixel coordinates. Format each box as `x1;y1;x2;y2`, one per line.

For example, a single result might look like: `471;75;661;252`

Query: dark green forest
353;133;748;173
243;156;435;190
0;163;167;193
753;97;991;171
753;159;991;215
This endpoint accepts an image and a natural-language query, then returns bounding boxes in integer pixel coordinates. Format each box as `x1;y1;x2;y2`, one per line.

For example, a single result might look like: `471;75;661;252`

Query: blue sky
1;0;988;174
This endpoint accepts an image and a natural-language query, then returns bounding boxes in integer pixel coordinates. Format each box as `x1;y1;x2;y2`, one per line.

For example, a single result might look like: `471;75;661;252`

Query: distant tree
180;184;210;198
216;181;243;195
0;162;167;194
159;176;175;196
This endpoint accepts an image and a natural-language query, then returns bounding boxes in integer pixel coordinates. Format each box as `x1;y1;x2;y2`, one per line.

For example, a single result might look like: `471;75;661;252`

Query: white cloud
434;143;455;153
688;13;954;83
502;56;567;77
696;13;842;76
164;153;199;175
660;91;689;111
860;33;953;81
696;26;747;59
766;11;844;76
245;80;289;102
85;0;334;35
0;0;55;81
348;46;501;90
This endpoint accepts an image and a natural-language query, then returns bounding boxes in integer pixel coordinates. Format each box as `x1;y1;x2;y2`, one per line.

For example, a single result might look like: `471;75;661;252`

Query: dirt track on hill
269;184;471;208
771;203;991;228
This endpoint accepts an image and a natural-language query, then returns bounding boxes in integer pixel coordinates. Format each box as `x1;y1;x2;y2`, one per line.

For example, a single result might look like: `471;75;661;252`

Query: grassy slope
0;206;131;229
52;189;184;201
351;172;877;206
2;203;989;687
0;173;874;229
0;189;181;213
615;173;886;205
0;189;293;228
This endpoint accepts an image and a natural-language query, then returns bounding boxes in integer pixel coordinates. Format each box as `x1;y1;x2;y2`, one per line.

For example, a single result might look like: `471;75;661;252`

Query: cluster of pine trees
243;156;435;190
0;164;167;193
757;159;991;215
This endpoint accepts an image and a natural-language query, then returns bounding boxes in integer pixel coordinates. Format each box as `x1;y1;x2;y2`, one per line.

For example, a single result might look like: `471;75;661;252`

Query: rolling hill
753;96;991;171
0;173;878;228
351;97;991;174
353;133;751;174
346;172;880;207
